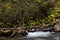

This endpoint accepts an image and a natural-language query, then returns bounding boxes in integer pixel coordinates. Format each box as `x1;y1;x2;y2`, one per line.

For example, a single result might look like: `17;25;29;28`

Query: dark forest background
0;0;60;28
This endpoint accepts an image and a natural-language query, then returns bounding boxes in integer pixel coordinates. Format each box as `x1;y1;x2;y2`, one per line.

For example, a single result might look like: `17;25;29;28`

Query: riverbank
0;19;60;38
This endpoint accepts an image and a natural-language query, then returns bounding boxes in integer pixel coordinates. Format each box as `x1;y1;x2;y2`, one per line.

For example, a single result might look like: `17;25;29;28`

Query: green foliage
0;0;59;28
54;1;60;18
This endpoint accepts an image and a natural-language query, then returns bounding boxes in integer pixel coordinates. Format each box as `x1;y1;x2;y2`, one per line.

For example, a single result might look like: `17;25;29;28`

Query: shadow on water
1;32;60;40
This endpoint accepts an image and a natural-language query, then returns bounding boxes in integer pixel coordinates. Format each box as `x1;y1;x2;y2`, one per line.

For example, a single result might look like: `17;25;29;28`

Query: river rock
54;19;60;31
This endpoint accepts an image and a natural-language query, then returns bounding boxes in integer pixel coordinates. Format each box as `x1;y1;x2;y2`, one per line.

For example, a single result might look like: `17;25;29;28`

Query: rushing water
26;31;52;38
1;32;60;40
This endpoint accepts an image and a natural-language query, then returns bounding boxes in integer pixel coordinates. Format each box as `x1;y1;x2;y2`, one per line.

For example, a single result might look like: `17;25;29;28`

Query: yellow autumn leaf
5;3;12;10
5;6;11;10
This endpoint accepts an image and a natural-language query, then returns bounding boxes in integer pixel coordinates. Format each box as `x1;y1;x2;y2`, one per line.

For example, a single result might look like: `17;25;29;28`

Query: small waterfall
26;31;52;38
